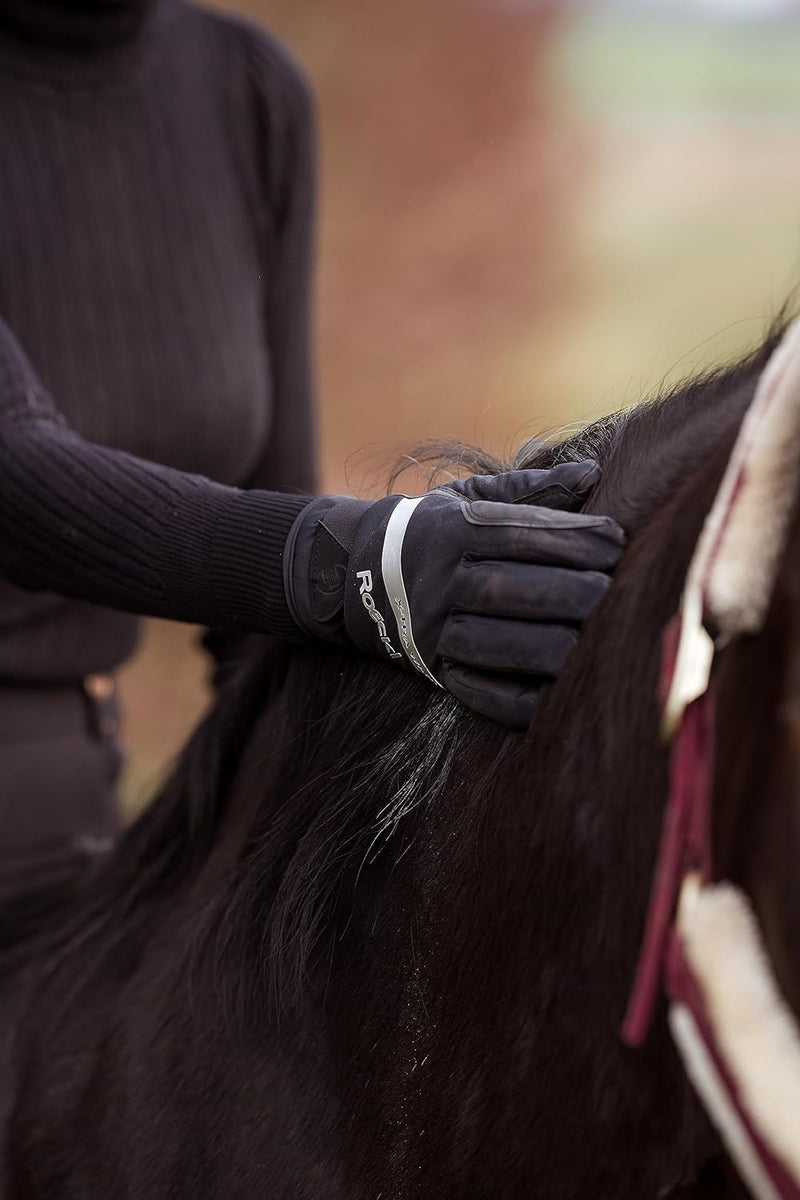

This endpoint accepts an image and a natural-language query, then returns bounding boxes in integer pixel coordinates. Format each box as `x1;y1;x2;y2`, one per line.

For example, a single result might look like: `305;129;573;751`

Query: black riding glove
284;461;625;728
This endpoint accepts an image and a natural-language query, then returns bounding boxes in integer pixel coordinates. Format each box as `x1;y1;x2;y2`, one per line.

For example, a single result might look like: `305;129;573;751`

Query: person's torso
0;3;277;681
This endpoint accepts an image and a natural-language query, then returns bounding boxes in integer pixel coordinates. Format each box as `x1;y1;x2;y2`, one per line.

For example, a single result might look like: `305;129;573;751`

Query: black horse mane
3;326;785;1022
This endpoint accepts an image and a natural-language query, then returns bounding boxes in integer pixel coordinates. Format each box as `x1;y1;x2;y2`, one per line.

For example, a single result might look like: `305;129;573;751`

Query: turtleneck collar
0;0;158;54
0;0;175;87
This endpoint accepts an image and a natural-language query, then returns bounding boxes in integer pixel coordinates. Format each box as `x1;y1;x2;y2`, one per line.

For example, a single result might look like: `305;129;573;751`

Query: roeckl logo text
356;570;403;660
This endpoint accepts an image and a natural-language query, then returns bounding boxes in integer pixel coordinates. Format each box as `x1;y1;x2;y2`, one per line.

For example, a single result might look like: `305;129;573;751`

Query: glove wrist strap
285;495;370;642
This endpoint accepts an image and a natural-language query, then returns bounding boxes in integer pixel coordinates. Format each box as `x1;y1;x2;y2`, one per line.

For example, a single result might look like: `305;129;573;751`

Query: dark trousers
0;678;123;859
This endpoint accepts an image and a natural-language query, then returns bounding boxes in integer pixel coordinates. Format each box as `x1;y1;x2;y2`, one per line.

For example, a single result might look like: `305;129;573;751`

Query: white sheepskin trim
662;588;715;736
701;316;800;635
663;317;800;732
670;1003;782;1200
677;879;800;1185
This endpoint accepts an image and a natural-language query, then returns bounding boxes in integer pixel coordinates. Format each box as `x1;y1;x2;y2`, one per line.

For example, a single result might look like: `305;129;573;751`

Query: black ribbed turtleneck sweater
0;0;316;682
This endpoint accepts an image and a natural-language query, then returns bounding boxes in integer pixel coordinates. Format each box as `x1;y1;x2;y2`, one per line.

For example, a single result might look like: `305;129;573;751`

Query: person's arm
0;313;625;728
0;315;308;638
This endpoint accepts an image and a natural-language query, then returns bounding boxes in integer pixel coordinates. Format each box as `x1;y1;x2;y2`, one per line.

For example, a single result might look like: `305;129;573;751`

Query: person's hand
285;462;625;728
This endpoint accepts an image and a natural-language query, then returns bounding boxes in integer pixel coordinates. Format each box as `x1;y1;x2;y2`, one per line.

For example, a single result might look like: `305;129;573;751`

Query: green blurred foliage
565;11;800;113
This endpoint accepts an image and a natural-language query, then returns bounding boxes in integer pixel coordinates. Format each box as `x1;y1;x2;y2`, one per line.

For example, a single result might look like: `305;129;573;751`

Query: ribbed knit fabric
0;0;318;682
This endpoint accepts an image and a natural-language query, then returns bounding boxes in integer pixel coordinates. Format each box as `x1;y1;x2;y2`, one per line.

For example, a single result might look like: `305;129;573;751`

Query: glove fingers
461;506;626;572
438;614;578;677
440;662;541;730
453;461;602;506
451;561;611;623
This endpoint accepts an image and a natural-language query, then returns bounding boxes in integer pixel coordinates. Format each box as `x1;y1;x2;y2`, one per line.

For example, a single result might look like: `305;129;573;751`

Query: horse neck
190;354;763;1023
479;372;765;1035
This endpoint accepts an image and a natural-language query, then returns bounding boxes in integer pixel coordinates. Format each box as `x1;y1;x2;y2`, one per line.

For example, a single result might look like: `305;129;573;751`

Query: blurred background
120;0;800;810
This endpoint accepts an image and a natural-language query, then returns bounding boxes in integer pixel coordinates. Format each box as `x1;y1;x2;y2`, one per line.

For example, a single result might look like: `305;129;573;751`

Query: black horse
2;329;794;1199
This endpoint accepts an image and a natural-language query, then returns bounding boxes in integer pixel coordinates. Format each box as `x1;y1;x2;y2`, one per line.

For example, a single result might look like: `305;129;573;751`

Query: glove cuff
284;494;372;643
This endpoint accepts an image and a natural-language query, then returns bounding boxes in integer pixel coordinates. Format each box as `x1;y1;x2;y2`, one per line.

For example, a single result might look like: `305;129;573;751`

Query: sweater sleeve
241;28;318;497
0;316;310;639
